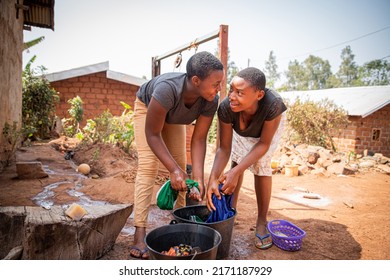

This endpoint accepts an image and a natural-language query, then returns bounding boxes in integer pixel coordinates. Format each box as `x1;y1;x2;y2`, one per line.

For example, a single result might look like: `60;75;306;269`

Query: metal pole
153;29;220;62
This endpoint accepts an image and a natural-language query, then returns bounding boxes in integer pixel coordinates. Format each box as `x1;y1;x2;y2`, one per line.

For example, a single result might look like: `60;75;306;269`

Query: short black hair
236;67;266;91
186;51;223;80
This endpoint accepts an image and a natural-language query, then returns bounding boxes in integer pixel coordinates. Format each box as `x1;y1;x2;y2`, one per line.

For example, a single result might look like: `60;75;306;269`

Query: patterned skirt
231;112;286;176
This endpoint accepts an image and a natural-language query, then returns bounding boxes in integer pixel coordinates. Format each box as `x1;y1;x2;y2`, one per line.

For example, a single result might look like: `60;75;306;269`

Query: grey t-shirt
136;73;219;125
218;88;287;138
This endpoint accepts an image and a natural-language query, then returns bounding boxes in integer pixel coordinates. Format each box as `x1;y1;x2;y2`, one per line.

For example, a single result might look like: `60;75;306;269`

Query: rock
298;165;309;174
359;161;375;168
326;162;345;175
332;155;342;163
320;159;333;169
379;156;390;164
318;149;331;160
377;164;390;174
77;163;91;175
279;154;291;167
0;204;133;260
374;153;383;160
308;152;320;164
16;161;48;179
311;167;331;177
292;158;305;166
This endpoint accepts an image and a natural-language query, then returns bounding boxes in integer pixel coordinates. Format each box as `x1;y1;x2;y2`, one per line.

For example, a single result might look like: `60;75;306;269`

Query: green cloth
156;179;199;210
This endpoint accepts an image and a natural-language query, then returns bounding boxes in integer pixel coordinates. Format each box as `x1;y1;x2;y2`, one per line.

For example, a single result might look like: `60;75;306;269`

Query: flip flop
255;233;273;250
129;246;149;259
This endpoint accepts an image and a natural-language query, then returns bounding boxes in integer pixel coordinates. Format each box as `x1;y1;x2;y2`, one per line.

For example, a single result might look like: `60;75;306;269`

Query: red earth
0;138;389;260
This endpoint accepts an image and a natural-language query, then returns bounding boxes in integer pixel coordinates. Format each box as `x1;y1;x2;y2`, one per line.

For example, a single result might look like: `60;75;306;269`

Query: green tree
283;56;333;90
360;59;390;86
284;60;306;90
264;50;280;89
337;45;360;87
303;55;333;90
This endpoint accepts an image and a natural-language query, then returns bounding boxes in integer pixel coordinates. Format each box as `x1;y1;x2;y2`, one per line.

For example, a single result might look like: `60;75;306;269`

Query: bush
22;56;59;140
285;97;349;150
62;96;84;137
79;101;135;153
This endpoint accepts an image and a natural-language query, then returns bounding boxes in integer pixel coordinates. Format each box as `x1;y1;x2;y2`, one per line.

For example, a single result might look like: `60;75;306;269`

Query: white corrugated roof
279;86;390;118
45;61;148;86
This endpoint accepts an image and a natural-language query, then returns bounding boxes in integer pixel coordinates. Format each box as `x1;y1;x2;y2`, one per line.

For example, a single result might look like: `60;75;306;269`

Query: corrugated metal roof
45;61;148;87
23;0;55;30
279;86;390;118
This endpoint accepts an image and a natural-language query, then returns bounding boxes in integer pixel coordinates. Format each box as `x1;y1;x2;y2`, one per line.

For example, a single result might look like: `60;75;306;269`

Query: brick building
280;86;390;157
46;61;147;125
46;62;196;168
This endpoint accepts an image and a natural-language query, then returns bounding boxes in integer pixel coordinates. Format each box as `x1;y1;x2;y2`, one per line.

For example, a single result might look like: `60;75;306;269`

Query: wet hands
170;170;202;202
170;169;188;192
188;185;202;202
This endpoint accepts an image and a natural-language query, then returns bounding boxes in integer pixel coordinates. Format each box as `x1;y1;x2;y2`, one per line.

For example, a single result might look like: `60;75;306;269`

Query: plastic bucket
172;205;236;259
145;223;221;260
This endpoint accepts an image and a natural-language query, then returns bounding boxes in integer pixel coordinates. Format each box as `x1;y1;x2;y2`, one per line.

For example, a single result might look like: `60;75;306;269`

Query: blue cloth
206;184;235;223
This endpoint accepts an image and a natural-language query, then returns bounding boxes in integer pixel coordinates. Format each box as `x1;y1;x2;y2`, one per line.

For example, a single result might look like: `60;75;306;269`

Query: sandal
129;246;149;259
255;233;273;250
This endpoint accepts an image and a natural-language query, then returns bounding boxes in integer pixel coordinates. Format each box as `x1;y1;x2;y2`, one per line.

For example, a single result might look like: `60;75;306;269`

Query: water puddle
32;161;110;209
285;193;331;208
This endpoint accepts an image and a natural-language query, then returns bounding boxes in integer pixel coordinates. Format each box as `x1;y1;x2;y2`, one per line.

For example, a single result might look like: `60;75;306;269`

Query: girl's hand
206;180;221;211
188;183;202;202
218;168;239;195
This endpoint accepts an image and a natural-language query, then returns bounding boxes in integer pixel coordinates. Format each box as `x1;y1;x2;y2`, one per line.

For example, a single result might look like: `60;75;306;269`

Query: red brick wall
51;72;196;166
50;71;139;126
331;104;390;156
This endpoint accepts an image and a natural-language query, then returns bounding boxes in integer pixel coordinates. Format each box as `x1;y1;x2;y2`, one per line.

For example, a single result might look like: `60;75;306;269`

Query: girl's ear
257;89;265;100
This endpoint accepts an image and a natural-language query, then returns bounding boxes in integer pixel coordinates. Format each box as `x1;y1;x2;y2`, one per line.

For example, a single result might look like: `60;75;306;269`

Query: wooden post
152;57;160;78
218;24;228;101
216;24;229;147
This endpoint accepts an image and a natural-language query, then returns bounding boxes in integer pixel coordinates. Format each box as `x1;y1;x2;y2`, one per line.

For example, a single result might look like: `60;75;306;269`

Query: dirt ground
0;138;389;260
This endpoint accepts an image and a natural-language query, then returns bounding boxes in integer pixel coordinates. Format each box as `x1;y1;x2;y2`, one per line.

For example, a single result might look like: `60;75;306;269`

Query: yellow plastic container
271;161;279;169
285;165;299;177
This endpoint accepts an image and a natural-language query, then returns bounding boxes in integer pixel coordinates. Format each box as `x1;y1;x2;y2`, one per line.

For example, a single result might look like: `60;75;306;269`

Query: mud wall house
280;86;390;157
45;61;147;126
0;0;55;172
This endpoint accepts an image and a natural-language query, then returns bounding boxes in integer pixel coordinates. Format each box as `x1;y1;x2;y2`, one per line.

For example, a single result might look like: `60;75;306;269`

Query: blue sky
23;0;390;82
